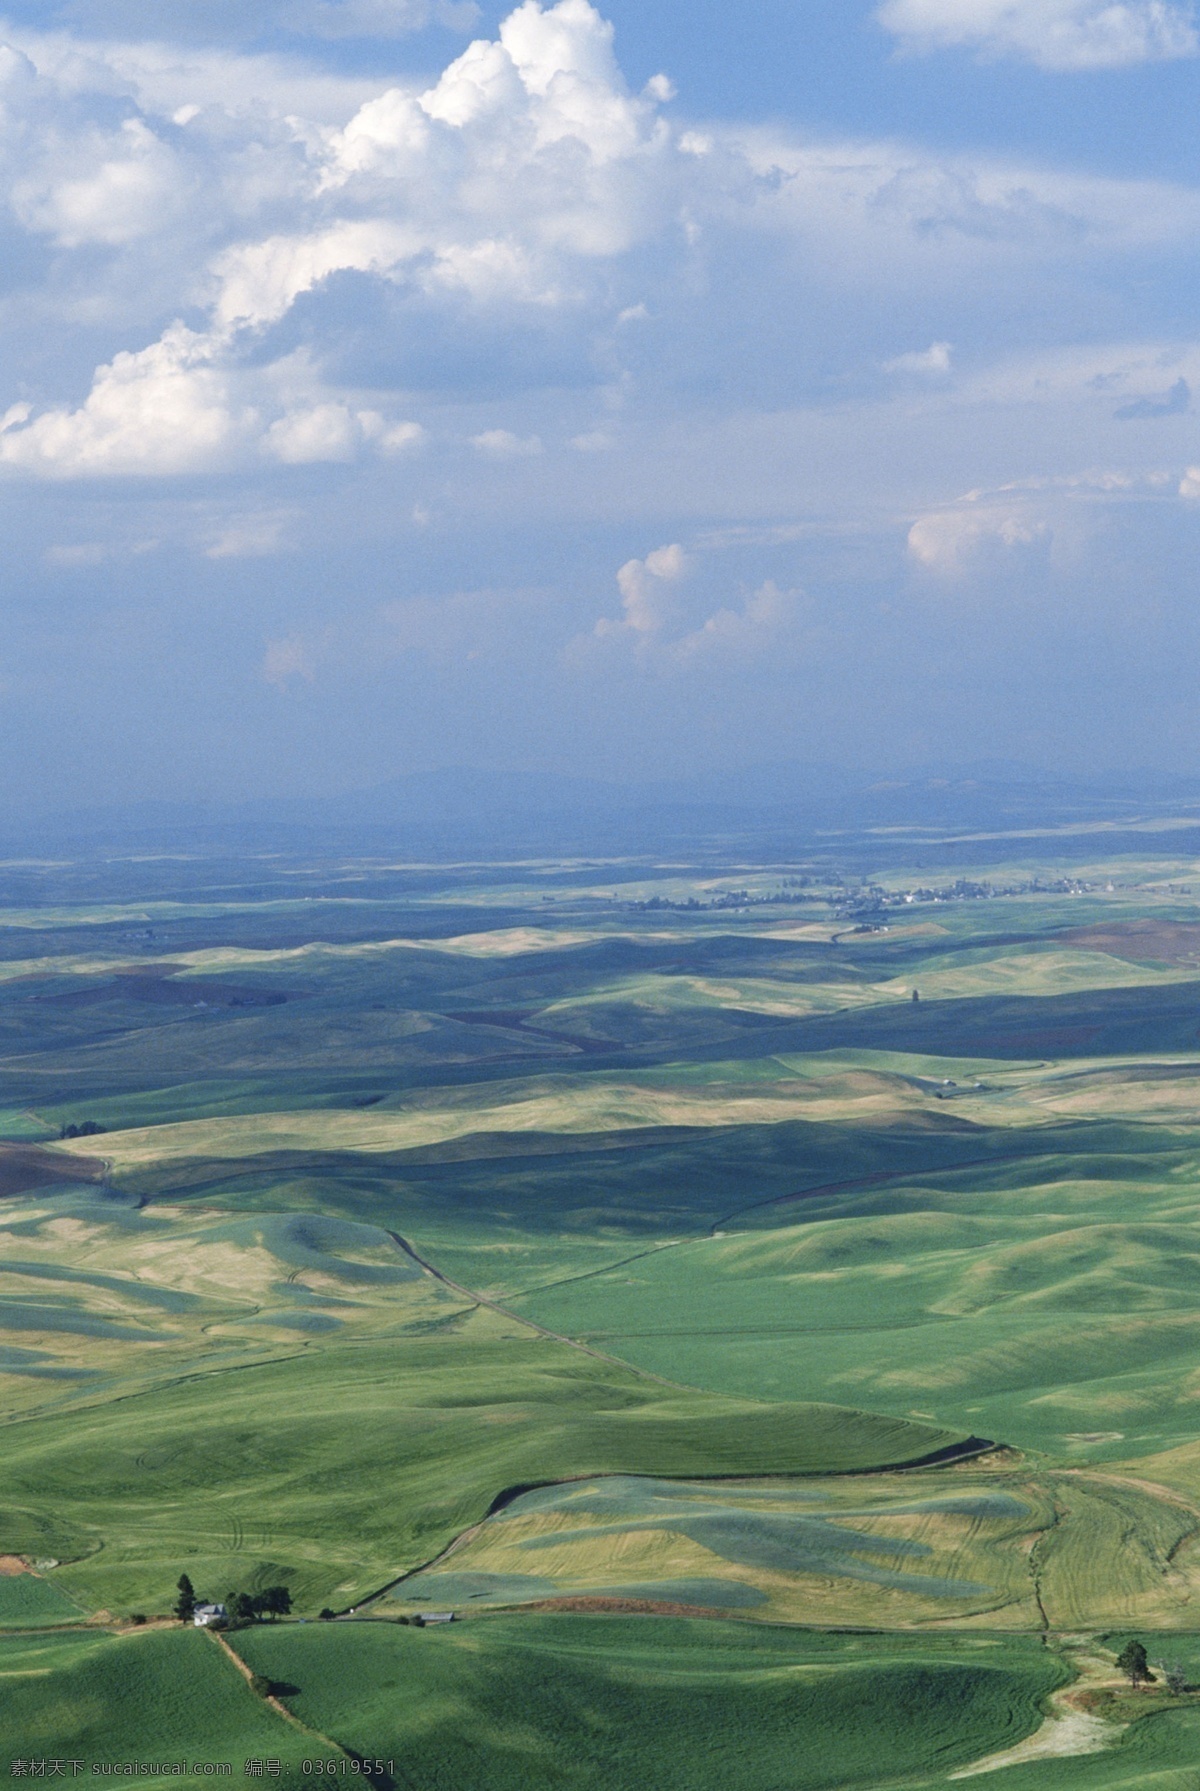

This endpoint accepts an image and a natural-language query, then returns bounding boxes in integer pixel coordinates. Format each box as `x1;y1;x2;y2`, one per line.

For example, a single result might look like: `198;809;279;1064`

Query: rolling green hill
7;843;1200;1776
0;1320;964;1615
230;1616;1066;1791
0;1627;340;1781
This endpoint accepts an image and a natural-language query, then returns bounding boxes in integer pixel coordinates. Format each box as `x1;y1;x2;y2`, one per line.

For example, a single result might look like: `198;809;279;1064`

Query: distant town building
193;1603;228;1627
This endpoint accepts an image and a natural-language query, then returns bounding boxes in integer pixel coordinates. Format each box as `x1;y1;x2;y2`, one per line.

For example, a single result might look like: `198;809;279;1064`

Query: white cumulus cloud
0;327;251;478
0;327;425;478
0;0;683;478
907;503;1051;573
266;403;366;463
4;0;1200;493
471;428;543;456
885;341;953;375
672;580;796;659
13;116;185;248
877;0;1199;70
213;223;417;332
587;548;793;661
595;542;687;638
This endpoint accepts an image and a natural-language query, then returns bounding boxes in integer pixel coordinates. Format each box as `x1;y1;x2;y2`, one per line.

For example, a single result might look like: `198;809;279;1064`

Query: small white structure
417;1612;455;1626
193;1603;228;1627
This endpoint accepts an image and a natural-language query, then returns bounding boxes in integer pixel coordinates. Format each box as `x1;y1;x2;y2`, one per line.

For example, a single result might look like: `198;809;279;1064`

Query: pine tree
1116;1640;1153;1687
173;1573;196;1622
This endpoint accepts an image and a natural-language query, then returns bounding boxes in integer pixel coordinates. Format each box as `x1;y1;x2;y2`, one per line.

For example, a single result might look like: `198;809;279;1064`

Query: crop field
230;1617;1066;1790
0;1626;341;1779
0;1317;963;1614
11;832;1200;1774
0;1557;84;1626
392;1470;1043;1626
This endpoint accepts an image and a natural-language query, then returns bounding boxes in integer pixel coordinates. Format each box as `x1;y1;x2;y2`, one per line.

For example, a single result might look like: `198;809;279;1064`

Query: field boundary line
1027;1497;1058;1632
209;1627;360;1764
392;1146;1043;1302
350;1511;497;1612
385;1228;700;1392
0;1347;314;1434
508;1238;692;1300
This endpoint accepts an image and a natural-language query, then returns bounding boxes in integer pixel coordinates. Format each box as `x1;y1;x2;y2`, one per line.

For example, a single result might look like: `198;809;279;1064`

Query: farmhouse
193;1603;228;1627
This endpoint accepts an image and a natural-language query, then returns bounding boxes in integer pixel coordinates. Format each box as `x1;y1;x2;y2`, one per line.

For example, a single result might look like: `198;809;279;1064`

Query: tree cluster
1157;1660;1188;1696
228;1586;292;1625
173;1572;291;1625
59;1120;106;1138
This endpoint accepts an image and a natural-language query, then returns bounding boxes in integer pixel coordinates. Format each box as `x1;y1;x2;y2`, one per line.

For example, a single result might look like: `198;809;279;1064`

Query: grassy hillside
0;1561;85;1626
509;1130;1200;1458
0;1626;340;1780
385;1464;1200;1632
0;1318;963;1614
231;1616;1065;1791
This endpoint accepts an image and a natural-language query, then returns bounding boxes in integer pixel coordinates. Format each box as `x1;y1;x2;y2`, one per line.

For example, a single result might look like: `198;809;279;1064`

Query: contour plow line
1043;1469;1200;1620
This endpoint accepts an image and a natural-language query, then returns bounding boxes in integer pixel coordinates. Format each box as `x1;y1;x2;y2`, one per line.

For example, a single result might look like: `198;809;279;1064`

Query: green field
0;1319;962;1614
230;1616;1066;1790
0;1626;341;1780
0;1564;85;1626
10;840;1200;1775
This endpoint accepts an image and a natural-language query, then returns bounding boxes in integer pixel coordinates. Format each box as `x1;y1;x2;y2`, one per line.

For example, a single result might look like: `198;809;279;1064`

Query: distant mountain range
12;762;1200;859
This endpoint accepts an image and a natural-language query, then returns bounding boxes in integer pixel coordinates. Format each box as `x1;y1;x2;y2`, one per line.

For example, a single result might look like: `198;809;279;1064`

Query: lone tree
173;1574;196;1623
1157;1660;1188;1696
1116;1640;1155;1687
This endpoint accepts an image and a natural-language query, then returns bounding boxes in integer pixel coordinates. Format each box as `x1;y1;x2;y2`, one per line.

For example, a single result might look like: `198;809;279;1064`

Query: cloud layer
877;0;1199;70
1;2;1200;799
0;0;678;475
4;0;1199;484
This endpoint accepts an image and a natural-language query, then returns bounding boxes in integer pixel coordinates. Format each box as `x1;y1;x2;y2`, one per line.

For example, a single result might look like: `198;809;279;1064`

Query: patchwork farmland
11;835;1200;1781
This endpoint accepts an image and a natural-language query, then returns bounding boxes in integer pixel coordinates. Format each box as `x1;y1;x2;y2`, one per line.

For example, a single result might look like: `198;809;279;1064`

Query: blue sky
2;0;1200;806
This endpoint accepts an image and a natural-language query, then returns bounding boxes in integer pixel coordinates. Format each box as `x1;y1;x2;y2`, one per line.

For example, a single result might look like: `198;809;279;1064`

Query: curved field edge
0;1322;970;1615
